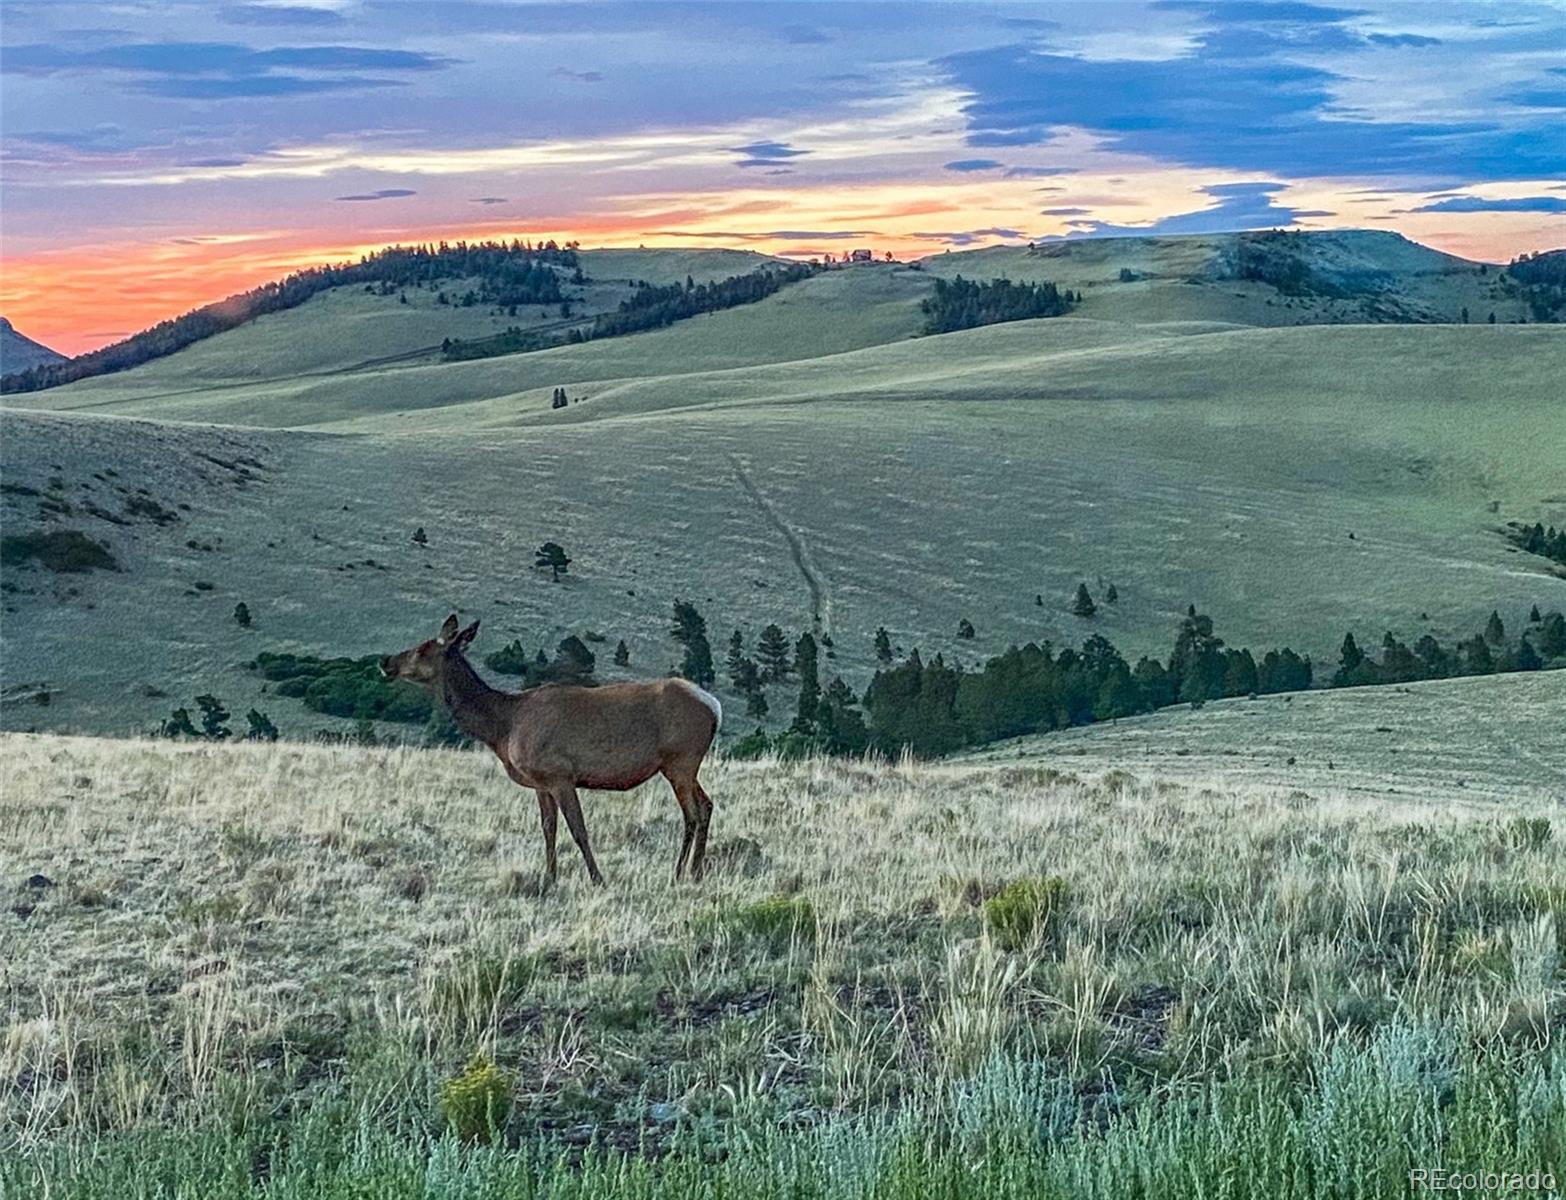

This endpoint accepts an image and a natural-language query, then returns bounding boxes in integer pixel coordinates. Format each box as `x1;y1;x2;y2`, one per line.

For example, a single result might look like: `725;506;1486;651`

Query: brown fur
382;614;719;885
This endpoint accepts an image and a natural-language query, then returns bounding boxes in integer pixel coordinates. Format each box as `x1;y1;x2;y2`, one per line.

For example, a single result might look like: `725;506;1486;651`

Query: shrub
1;529;119;573
984;877;1069;951
439;1055;512;1144
726;728;773;759
233;602;252;627
1505;817;1552;852
243;709;279;741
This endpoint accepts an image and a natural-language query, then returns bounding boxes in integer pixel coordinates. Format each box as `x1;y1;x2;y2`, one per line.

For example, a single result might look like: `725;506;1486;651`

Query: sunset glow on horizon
4;1;1563;357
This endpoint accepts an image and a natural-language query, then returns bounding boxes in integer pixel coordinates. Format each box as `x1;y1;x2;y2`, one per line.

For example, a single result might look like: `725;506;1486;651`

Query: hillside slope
0;317;66;373
961;669;1566;803
2;236;1563;742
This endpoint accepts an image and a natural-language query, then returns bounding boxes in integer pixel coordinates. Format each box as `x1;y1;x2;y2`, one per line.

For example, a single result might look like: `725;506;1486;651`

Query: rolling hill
1;230;1563;744
0;317;66;373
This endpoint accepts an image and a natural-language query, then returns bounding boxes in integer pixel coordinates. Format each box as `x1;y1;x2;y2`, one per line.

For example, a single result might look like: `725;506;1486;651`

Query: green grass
6;1031;1563;1198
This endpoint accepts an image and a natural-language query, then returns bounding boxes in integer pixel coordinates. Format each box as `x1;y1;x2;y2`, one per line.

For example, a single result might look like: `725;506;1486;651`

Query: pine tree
412;526;428;546
1530;604;1542;623
1515;636;1543;672
957;618;976;639
159;706;199;738
1484;610;1505;644
874;626;893;664
244;709;279;741
756;623;791;681
195;694;232;740
233;601;251;628
726;629;746;683
744;683;769;720
1072;583;1096;618
1332;633;1366;687
535;541;571;581
613;639;630;667
551;635;595;682
671;600;715;687
1105;584;1118;603
791;632;820;735
1535;612;1565;658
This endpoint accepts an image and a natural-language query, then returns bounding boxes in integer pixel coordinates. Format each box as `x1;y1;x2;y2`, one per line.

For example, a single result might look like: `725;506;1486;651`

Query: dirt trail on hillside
729;455;831;636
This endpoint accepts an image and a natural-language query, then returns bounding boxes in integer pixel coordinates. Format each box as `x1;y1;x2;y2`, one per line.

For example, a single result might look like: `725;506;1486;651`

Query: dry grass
3;731;1562;1157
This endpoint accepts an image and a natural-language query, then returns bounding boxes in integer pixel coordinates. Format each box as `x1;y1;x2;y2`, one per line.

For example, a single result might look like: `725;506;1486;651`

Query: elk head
380;613;479;687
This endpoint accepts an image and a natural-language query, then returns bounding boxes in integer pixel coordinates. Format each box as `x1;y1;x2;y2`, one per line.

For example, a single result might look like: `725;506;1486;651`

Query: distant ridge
0;318;67;374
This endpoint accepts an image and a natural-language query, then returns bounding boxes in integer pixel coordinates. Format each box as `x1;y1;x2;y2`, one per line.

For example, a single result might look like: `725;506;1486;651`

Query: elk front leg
555;786;604;886
535;789;559;882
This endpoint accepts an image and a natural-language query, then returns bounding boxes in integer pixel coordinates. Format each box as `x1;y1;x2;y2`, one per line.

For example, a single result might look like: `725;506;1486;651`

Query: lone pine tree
534;541;571;581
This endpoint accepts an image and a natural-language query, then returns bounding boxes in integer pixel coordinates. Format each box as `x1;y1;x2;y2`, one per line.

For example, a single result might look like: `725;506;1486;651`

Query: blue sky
2;0;1562;351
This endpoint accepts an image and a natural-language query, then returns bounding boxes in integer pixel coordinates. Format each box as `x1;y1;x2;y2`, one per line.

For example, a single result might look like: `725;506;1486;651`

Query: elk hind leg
664;768;699;880
689;779;715;881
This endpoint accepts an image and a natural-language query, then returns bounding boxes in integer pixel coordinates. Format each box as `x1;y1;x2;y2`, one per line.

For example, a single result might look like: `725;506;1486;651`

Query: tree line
441;263;816;362
920;275;1074;334
1504;520;1566;569
2;239;580;393
1505;249;1566;323
238;591;1562;760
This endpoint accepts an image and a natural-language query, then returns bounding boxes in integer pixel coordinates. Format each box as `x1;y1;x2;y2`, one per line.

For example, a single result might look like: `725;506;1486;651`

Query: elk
381;614;720;885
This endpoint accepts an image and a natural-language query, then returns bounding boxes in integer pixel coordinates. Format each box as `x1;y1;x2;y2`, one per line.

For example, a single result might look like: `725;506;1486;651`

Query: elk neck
439;652;521;748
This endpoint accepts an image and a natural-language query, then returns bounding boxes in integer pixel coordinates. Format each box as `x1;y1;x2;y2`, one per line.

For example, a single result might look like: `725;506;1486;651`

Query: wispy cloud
730;139;811;169
4;39;453;99
1411;194;1566;213
943;158;1002;172
333;187;416;201
218;4;349;26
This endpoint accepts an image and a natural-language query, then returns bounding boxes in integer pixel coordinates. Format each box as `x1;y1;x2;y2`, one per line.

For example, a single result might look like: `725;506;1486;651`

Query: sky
2;0;1563;355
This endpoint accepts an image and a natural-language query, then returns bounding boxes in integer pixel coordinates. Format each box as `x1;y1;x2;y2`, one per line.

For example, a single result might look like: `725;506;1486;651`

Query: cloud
731;139;810;168
914;227;1028;246
5;40;453;99
1047;181;1317;238
550;67;604;84
218;4;348;26
938;3;1566;183
470;196;508;205
1411;194;1566;213
333;187;416;201
943;158;1003;172
1003;165;1079;178
780;24;831;45
1365;32;1441;47
1039;206;1090;216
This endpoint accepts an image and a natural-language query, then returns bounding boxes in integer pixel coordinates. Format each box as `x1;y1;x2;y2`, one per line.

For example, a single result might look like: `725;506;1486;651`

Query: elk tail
683;680;723;732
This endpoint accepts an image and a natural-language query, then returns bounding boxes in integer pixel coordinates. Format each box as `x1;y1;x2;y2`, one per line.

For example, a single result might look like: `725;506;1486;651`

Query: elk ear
437;613;460;645
452;619;480;652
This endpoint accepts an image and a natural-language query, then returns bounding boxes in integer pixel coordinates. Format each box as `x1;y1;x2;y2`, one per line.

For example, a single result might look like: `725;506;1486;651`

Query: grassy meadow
3;241;1563;741
2;729;1563;1195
